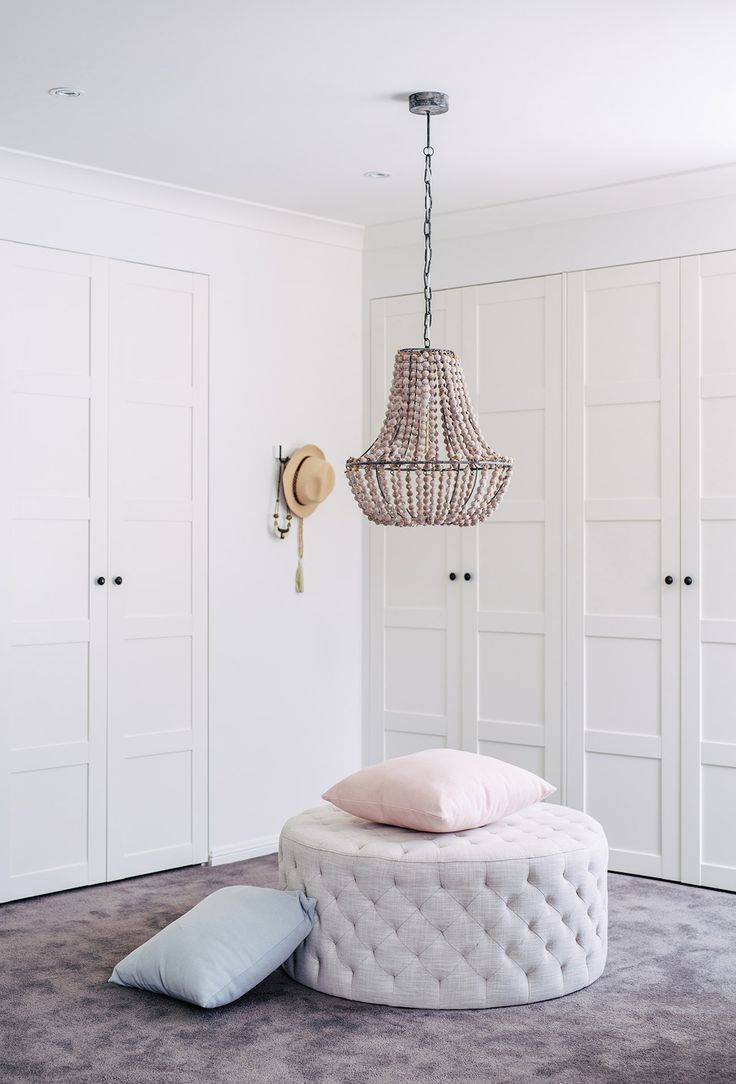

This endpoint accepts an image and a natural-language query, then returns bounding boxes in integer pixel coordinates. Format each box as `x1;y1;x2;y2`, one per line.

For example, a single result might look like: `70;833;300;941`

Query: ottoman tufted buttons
279;802;608;1009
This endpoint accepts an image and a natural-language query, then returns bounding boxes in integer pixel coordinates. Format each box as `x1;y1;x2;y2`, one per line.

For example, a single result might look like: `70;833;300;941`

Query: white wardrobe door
682;251;736;891
368;291;463;763
0;242;108;901
461;277;563;786
567;261;681;879
106;260;208;880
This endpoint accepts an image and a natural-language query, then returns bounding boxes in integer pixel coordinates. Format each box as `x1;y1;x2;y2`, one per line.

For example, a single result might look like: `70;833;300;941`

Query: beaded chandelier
346;92;513;527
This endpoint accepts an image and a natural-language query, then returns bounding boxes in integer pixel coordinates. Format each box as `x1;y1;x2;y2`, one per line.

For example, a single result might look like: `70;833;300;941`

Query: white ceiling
2;0;736;226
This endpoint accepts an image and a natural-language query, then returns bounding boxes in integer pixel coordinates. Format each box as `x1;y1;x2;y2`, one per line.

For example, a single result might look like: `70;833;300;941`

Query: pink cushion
322;748;556;833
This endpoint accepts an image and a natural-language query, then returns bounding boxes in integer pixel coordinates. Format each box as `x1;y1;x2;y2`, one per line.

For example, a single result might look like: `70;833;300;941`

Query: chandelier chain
423;111;433;349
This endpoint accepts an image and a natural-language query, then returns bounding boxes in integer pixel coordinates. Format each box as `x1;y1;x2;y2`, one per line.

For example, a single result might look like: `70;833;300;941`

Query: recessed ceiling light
364;171;391;179
48;86;84;98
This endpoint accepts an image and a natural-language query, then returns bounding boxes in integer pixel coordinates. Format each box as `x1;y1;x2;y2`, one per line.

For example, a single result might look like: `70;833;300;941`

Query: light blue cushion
109;885;315;1008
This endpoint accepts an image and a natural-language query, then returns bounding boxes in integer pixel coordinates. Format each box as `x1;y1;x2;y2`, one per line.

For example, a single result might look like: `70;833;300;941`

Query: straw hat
282;445;335;518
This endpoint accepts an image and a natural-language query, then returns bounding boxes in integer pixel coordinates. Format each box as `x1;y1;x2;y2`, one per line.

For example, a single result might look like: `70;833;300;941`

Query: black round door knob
96;576;106;586
449;572;457;581
684;576;693;586
664;575;674;585
113;576;123;586
464;572;472;582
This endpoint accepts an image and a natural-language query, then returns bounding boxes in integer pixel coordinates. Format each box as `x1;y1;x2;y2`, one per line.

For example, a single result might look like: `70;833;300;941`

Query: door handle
664;575;674;585
684;576;693;586
464;572;472;582
449;572;457;581
113;576;123;585
96;576;106;586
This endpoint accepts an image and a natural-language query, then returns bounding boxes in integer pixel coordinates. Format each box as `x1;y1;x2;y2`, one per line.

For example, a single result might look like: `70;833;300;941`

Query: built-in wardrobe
0;241;208;902
369;252;736;893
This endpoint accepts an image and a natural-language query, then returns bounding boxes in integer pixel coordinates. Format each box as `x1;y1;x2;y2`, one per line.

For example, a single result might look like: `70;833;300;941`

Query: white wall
364;163;736;302
0;150;364;862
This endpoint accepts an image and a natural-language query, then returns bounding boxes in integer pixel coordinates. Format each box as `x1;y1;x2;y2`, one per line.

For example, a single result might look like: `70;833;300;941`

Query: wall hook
272;444;292;538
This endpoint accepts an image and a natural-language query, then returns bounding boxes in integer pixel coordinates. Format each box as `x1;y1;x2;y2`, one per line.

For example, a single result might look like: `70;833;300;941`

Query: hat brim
282;444;326;518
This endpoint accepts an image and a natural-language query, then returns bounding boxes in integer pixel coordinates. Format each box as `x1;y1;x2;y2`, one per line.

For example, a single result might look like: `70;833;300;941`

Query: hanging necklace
295;515;304;593
272;452;292;539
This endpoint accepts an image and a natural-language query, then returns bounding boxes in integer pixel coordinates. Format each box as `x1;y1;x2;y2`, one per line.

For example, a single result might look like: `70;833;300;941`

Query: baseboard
608;847;662;878
208;836;279;867
701;863;736;893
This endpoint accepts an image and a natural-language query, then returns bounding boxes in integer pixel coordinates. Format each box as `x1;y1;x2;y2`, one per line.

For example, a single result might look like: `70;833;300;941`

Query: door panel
0;242;107;902
106;260;208;881
681;252;736;891
585;637;661;736
462;277;563;789
479;522;545;613
124;402;193;501
11;394;90;497
567;261;680;880
368;292;463;763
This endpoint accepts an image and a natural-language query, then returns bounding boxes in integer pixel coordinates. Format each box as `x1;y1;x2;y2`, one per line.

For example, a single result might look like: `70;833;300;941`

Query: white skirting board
209;836;280;867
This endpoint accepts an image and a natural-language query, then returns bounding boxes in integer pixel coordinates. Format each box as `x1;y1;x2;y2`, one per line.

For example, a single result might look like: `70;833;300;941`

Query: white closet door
0;242;108;901
106;261;208;880
461;277;563;787
368;292;463;763
681;251;736;891
567;261;681;879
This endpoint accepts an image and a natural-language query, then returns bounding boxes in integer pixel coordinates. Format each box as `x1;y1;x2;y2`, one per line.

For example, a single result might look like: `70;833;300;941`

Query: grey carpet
1;857;735;1084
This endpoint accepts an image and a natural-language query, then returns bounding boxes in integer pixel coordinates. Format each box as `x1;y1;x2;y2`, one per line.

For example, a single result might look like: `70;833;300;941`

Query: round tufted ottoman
279;803;608;1009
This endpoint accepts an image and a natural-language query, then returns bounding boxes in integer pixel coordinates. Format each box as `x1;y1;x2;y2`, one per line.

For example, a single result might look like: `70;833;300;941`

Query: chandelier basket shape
345;92;513;527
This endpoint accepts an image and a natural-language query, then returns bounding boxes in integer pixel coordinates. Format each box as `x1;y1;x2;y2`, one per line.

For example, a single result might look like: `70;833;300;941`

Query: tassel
295;517;304;593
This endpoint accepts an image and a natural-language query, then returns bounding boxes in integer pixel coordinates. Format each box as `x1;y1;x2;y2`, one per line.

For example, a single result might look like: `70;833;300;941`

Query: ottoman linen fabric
279;803;608;1009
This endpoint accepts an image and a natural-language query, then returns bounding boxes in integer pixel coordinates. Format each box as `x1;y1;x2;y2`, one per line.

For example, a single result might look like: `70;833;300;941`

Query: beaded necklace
272;455;292;539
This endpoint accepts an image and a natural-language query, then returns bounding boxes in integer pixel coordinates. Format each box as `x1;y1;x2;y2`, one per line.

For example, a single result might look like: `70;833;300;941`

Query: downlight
48;87;84;98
